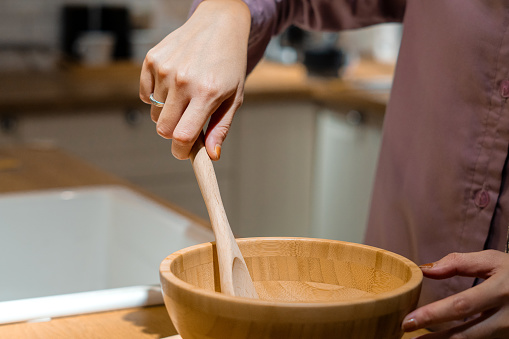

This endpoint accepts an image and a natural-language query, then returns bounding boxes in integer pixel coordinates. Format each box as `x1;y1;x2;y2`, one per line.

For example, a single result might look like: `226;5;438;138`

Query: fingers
140;49;166;122
145;72;238;160
403;251;509;338
170;96;224;160
141;54;217;159
420;251;503;280
403;281;500;332
414;309;501;339
402;251;509;333
150;90;167;124
204;94;241;160
138;0;249;161
139;57;155;105
155;87;188;137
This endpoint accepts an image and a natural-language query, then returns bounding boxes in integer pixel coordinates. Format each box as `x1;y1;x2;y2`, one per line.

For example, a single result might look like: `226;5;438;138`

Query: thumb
419;250;502;280
204;96;238;161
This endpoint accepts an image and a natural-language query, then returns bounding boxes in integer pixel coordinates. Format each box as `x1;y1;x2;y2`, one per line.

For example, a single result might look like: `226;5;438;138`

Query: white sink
0;186;214;324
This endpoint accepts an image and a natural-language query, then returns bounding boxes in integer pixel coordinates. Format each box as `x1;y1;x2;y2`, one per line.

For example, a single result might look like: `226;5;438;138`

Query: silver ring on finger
149;93;165;107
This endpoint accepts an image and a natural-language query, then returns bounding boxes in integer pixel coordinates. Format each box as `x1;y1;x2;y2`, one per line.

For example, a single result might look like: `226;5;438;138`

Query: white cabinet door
233;100;316;238
311;108;383;243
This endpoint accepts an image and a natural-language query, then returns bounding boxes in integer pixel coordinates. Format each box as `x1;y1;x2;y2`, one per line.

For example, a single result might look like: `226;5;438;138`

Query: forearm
190;0;276;74
190;0;406;73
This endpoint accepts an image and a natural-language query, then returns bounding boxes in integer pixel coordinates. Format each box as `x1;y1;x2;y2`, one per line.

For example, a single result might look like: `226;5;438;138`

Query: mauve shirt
191;0;509;316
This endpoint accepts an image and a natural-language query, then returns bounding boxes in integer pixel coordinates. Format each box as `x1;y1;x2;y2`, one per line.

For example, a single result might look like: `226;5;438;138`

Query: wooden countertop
0;59;392;115
1;304;428;339
0;147;427;338
245;59;392;114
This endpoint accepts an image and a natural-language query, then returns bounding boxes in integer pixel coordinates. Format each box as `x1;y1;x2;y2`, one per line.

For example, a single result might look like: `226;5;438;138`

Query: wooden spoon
189;136;259;299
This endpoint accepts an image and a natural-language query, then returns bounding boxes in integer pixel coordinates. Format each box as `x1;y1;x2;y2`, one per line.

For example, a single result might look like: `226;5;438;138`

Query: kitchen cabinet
232;102;383;241
311;108;383;243
232;100;317;237
11;109;237;224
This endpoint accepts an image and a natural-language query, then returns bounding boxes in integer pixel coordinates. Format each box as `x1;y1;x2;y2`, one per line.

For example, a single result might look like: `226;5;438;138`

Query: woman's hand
402;250;509;338
140;0;251;160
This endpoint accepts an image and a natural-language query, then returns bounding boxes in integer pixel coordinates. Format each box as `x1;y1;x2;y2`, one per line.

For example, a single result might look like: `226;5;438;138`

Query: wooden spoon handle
190;137;232;250
190;136;258;299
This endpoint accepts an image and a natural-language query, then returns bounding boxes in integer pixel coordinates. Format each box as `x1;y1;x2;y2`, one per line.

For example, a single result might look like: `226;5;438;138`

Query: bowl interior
169;238;416;303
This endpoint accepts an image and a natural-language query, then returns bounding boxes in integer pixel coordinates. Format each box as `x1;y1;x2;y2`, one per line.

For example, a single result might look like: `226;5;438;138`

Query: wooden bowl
160;237;422;339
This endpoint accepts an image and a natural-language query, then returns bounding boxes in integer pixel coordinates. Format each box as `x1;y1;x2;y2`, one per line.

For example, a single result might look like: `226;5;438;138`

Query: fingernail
215;144;221;160
402;318;418;332
419;262;435;270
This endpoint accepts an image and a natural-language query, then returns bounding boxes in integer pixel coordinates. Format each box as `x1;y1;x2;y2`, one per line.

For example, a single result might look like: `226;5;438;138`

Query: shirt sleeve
190;0;406;73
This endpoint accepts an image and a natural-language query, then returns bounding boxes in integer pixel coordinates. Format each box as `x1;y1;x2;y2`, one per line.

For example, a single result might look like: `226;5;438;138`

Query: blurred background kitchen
0;0;402;243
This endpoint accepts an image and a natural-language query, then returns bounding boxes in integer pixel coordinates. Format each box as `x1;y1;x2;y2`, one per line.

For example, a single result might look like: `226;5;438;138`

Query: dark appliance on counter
61;5;131;62
279;25;346;78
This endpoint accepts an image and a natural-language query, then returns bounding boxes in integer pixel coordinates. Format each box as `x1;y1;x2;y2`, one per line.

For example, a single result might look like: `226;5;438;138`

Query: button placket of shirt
460;14;509;257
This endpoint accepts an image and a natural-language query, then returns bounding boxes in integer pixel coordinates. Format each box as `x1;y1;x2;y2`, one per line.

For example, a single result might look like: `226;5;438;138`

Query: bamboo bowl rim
160;237;423;310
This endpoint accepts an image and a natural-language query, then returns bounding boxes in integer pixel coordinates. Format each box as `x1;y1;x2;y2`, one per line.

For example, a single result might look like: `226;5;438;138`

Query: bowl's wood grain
160;238;422;339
